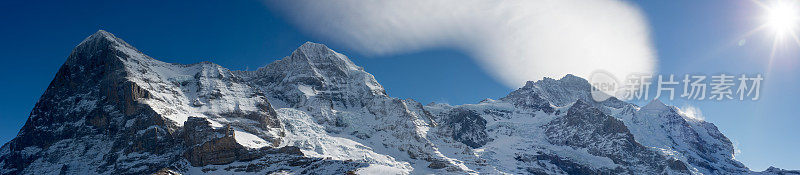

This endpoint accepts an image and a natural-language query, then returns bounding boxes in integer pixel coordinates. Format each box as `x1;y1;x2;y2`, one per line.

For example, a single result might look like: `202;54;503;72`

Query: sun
765;1;799;37
749;0;800;46
746;0;800;76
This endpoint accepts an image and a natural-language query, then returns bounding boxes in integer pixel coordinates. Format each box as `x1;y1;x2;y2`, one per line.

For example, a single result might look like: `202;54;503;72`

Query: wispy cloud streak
267;0;657;87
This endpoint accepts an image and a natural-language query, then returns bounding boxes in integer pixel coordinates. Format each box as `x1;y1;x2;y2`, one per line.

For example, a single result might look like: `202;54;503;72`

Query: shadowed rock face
181;117;290;167
444;108;491;148
543;100;679;174
182;117;243;167
0;31;185;174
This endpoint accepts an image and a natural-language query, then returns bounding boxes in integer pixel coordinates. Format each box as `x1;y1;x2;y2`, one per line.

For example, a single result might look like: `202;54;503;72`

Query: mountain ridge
0;30;795;175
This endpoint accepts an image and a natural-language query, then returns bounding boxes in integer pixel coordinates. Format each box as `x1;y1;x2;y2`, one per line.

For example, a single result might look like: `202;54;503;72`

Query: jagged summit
763;166;800;174
507;73;617;108
297;41;330;51
284;41;362;74
250;41;364;78
78;30;114;45
239;41;386;109
66;30;148;68
558;73;588;83
293;41;331;55
641;99;669;111
82;30;114;41
522;74;589;88
76;30;135;51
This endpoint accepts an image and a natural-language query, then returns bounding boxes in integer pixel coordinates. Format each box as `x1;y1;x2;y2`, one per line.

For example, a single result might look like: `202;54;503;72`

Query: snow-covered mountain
0;30;796;175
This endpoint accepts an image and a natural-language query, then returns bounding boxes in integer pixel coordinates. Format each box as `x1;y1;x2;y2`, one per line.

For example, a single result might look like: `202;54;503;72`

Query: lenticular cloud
267;0;657;88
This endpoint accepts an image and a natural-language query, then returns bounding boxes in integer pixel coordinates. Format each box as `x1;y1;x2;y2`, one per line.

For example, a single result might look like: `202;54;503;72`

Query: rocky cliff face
542;100;680;174
0;31;362;175
0;30;795;175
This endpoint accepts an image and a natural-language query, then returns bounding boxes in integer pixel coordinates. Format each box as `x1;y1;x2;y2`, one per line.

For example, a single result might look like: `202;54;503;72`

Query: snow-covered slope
0;30;795;175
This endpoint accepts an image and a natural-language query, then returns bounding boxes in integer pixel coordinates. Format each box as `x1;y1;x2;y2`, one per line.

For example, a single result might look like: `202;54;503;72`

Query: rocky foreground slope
0;30;796;175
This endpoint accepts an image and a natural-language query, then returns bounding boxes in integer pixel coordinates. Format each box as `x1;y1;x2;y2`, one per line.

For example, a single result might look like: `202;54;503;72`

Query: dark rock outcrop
444;108;491;148
542;100;679;174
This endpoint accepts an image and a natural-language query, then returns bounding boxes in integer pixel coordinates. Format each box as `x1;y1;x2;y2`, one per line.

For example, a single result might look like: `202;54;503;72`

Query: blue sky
0;0;798;171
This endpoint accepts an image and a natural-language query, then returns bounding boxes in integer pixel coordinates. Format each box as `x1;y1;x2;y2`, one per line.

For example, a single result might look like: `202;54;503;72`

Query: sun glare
747;0;800;77
765;1;799;36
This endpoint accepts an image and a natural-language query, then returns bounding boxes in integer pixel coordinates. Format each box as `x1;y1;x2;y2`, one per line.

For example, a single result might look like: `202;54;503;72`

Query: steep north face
0;30;796;175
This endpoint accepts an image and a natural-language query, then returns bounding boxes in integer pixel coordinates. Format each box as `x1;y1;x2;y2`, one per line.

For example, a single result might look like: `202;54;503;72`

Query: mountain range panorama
0;30;797;175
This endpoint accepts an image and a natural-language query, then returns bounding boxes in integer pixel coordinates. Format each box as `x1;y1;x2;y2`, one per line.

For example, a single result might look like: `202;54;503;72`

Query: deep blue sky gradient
0;0;797;170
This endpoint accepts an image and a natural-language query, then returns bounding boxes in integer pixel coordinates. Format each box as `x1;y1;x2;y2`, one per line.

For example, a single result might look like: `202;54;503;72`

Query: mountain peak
508;74;594;107
66;30;142;67
558;74;590;86
241;41;386;109
641;99;669;111
278;41;363;76
559;73;581;81
292;41;339;59
522;74;591;89
89;30;113;39
298;41;329;50
77;30;132;49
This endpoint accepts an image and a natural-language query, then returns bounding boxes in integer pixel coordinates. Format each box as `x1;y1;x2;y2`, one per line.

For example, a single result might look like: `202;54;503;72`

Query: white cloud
679;105;706;121
267;0;657;88
732;140;742;159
